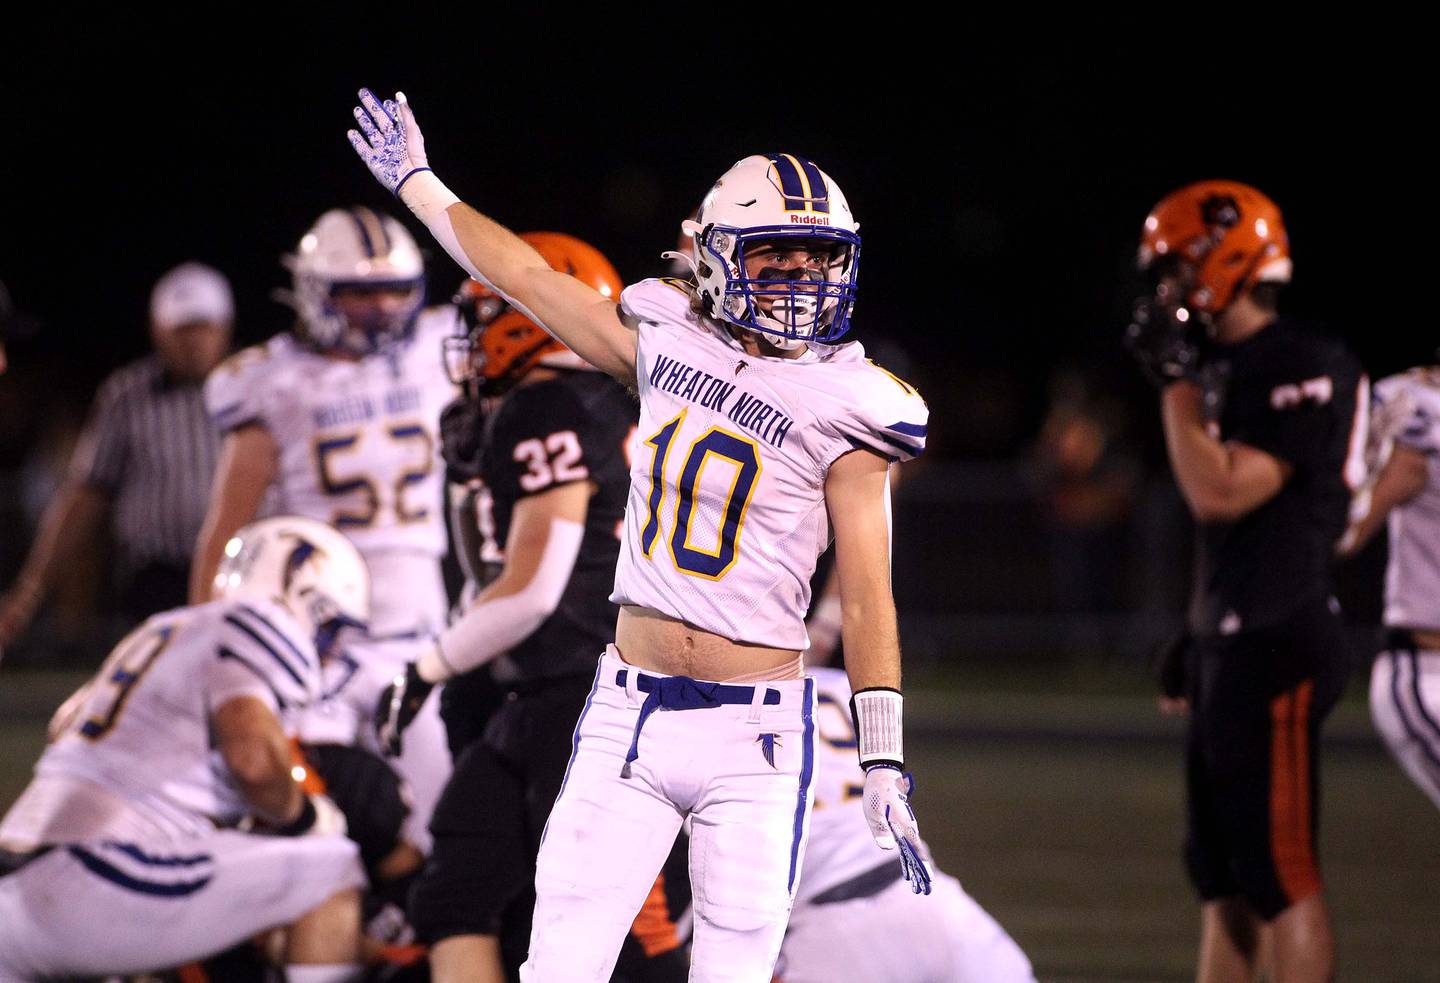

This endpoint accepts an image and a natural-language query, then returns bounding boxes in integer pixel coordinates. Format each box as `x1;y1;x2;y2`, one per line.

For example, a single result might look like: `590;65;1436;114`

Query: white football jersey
796;667;917;905
0;599;322;847
611;279;927;650
204;308;459;560
1373;369;1440;630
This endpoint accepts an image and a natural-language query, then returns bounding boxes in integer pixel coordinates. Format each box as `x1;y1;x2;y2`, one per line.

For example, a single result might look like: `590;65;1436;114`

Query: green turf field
4;671;1438;981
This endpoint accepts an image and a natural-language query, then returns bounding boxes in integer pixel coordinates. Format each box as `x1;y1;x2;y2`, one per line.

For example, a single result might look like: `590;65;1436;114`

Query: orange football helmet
447;232;623;394
1137;180;1292;314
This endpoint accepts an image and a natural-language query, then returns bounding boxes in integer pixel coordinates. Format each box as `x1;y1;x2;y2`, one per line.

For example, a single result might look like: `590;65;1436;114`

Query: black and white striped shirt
69;356;219;573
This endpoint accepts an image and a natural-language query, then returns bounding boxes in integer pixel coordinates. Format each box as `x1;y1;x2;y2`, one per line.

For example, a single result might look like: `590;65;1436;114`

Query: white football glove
347;88;431;196
863;765;932;895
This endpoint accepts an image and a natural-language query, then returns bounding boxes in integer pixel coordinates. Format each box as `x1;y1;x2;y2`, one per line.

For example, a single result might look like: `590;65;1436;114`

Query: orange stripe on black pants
630;871;682;957
1269;680;1320;906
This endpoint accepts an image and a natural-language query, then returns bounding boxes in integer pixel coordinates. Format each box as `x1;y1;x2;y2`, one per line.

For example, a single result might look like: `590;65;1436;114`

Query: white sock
285;963;363;983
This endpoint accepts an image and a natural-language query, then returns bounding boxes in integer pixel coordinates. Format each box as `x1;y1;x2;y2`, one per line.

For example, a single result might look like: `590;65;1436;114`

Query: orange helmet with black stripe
1137;180;1292;315
447;232;623;395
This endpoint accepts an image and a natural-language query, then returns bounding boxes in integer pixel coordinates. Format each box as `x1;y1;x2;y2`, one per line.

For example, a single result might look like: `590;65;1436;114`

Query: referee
0;263;232;653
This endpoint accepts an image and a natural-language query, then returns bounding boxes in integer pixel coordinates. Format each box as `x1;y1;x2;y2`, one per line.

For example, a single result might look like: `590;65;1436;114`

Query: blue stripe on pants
788;677;816;892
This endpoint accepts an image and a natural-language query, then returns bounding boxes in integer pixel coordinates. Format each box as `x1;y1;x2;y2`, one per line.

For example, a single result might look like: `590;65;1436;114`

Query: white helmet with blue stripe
683;154;861;345
284;206;425;356
212;515;371;655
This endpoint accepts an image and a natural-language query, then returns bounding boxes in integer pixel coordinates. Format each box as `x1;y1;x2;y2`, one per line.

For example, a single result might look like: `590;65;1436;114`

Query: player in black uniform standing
1126;182;1365;983
376;233;687;983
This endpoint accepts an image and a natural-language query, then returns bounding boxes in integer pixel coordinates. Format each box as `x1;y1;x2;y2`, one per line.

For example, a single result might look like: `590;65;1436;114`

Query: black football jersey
1189;320;1366;636
452;371;637;681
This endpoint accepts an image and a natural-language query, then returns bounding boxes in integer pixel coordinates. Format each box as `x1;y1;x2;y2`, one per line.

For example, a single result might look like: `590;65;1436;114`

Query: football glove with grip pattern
863;765;932;895
851;687;931;895
347;88;431;197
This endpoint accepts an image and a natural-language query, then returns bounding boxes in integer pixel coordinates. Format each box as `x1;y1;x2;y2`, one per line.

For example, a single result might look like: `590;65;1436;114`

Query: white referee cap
150;262;234;331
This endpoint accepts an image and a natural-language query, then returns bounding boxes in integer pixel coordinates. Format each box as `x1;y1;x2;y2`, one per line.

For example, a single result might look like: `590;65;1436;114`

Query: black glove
1124;297;1202;388
1153;628;1192;701
375;662;435;757
439;396;485;483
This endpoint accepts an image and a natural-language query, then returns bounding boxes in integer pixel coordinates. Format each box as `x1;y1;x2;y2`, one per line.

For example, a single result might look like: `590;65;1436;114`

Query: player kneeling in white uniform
350;90;932;982
0;517;370;982
778;668;1035;983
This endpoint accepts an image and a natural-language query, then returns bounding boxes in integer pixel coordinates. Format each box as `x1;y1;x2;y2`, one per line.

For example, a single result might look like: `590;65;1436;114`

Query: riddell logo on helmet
789;214;831;226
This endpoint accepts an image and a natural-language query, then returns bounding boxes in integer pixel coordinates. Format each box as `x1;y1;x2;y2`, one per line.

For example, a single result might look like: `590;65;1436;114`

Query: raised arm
347;89;637;383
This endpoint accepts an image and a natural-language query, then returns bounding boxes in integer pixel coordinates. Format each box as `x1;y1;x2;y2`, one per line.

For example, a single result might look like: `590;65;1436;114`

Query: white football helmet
284;207;426;356
212;516;371;656
682;154;861;344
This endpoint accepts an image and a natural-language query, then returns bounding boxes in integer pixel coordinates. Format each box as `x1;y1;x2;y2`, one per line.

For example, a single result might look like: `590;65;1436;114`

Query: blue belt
615;670;781;776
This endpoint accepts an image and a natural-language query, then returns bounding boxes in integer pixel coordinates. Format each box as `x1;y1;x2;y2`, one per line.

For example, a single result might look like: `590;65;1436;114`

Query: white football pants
521;648;817;983
1370;648;1440;809
0;831;363;981
779;871;1036;983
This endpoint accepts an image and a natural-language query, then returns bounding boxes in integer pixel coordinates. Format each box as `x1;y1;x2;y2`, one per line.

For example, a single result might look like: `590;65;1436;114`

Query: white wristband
396;170;479;289
851;688;904;767
397;168;460;218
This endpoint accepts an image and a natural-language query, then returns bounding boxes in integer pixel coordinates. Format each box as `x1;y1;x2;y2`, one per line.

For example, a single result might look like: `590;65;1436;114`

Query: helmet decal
345;207;390;258
281;538;318;591
1200;194;1240;230
766;154;831;215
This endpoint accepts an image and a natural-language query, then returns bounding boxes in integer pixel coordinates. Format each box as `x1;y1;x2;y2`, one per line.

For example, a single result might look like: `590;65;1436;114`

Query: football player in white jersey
0;516;370;981
349;90;931;982
1340;368;1440;810
778;668;1035;983
191;207;457;862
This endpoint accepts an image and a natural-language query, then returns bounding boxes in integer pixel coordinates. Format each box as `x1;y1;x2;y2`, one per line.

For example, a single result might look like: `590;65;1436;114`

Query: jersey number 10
639;410;762;580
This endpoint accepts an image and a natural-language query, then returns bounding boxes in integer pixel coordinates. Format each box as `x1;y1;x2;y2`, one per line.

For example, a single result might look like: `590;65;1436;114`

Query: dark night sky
1;28;1420;455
